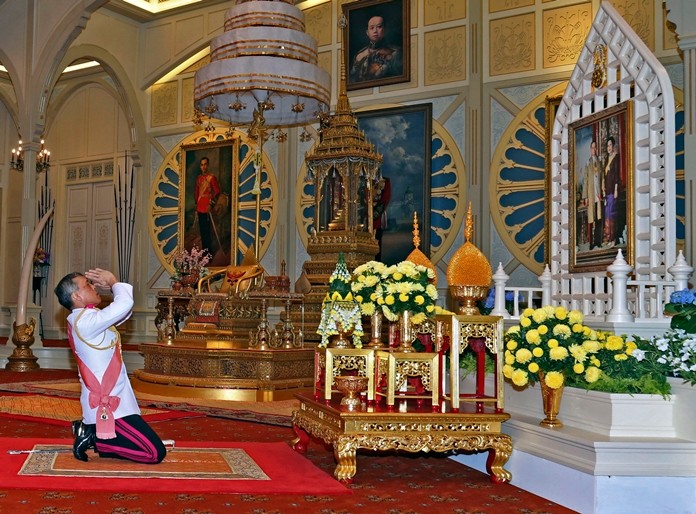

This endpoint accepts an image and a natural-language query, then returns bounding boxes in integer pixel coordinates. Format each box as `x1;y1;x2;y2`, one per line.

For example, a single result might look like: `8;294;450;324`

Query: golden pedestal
319;348;376;402
291;392;512;484
133;345;314;401
436;314;505;412
374;350;440;410
137;291;314;401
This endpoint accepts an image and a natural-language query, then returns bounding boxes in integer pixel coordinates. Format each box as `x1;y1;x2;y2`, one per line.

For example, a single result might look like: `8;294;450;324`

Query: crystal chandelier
10;139;51;173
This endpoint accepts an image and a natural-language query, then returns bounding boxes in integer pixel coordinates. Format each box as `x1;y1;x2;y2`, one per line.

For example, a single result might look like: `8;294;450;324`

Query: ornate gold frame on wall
179;138;238;268
544;93;562;268
342;0;410;91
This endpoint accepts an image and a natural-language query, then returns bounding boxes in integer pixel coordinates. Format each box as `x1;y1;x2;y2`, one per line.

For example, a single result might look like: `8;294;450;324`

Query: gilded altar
291;392;512;484
135;289;314;401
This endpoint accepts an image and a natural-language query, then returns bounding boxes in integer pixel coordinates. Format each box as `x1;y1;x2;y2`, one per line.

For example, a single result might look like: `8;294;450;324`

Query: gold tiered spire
298;14;384;344
446;203;492;287
406;212;437;284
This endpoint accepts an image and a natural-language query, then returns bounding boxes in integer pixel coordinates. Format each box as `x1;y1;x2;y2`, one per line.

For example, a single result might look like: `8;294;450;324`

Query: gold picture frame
568;101;633;272
544;94;562;267
343;0;410;91
179;139;238;267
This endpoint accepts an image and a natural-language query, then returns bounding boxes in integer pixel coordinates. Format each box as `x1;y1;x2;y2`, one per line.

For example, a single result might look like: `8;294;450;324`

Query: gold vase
179;270;200;293
329;322;354;349
397;310;416;352
449;285;489;315
334;375;368;411
366;310;384;348
539;373;564;428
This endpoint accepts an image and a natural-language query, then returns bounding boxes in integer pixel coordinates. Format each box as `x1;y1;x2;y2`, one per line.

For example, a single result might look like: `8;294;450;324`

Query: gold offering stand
292;314;512;484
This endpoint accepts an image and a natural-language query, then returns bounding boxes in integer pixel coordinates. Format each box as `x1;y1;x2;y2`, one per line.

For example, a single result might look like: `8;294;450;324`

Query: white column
490;263;510;318
666;1;696;263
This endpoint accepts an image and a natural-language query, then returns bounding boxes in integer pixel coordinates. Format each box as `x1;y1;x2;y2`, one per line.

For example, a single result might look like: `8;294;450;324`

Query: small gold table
291;392;512;484
319;348;376;403
374;350;439;410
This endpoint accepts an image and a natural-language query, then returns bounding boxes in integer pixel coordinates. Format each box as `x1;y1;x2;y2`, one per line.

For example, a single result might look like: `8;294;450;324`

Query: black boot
71;420;96;462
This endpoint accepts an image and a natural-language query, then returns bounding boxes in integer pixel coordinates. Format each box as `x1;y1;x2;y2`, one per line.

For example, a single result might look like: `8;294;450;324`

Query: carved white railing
491;252;693;326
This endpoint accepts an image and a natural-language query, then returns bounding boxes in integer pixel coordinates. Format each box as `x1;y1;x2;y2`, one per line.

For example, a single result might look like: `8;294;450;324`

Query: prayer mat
0;394;201;426
1;438;349;495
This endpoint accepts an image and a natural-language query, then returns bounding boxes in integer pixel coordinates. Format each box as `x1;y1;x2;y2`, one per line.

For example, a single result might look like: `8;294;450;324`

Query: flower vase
329;322;354;349
397;310;416;352
366;311;384;348
179;270;200;293
539;373;564;428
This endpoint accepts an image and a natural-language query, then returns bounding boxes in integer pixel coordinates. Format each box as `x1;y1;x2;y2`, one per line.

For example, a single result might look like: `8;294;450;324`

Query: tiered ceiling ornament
193;0;331;128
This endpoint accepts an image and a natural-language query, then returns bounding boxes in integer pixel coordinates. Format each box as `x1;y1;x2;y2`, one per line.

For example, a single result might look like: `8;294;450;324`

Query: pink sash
66;322;122;439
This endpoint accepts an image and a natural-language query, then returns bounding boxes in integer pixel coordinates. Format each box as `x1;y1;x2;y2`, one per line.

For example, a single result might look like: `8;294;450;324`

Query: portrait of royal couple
575;129;626;254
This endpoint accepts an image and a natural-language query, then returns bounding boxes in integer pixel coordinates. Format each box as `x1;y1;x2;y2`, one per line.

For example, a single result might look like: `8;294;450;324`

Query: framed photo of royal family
356;103;432;266
568;101;633;273
342;0;410;91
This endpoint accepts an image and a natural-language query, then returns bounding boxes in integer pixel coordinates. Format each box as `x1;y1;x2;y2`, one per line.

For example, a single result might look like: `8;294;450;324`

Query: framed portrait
343;0;410;91
180;139;237;268
544;94;562;267
568;101;633;272
356;103;432;266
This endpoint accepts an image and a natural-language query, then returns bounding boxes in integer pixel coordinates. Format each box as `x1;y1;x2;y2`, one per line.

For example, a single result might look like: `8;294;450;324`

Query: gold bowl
334;375;368;411
449;285;490;316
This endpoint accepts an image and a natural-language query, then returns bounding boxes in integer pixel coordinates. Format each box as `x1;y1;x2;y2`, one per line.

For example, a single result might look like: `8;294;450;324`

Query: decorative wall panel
542;3;592;69
305;2;332;47
611;0;654;50
424;0;466;25
151;81;178;127
489;13;535;76
181;77;194;126
489;0;534;14
425;26;466;85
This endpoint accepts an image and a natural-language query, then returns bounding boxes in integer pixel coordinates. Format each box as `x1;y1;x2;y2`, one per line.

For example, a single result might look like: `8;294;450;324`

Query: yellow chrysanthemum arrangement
351;261;389;316
503;306;609;390
375;260;438;325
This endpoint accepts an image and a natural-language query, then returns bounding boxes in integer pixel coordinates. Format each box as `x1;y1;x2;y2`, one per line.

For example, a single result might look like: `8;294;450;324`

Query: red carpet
1;438;349;495
0;369;576;513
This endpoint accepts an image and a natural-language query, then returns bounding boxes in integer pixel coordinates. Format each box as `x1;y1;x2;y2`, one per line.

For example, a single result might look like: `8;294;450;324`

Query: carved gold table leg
334;437;357;483
485;434;513;484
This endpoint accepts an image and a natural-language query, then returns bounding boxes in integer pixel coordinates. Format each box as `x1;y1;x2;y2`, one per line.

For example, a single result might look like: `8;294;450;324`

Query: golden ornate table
291;392;512;484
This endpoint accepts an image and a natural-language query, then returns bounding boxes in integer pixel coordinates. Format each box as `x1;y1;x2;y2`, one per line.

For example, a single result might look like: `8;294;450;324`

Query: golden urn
446;203;492;315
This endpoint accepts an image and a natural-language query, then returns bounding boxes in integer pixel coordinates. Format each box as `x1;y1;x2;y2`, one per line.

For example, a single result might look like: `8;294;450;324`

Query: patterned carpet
0;378;297;426
0;369;578;513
